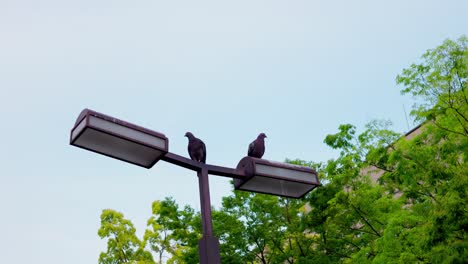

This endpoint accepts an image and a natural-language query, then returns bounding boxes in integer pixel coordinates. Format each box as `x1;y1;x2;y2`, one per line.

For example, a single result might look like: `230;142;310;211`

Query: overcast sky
1;0;467;263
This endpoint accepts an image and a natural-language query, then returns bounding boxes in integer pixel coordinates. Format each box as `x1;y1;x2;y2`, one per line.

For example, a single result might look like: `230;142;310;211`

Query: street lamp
70;109;320;264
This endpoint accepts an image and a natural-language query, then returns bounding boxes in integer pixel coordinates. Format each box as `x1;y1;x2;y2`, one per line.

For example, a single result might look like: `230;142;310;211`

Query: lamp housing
234;157;320;198
70;109;168;168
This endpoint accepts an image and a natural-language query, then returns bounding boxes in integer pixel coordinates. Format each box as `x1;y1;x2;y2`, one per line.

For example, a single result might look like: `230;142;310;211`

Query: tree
396;36;467;136
307;121;403;263
360;35;468;263
98;209;154;264
144;198;199;264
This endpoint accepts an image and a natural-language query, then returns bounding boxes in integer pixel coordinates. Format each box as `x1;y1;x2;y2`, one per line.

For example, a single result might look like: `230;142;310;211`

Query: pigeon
185;132;206;163
248;133;267;158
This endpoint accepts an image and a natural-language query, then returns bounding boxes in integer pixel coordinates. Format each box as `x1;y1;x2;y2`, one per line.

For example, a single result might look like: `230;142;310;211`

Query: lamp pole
161;152;244;264
197;167;218;263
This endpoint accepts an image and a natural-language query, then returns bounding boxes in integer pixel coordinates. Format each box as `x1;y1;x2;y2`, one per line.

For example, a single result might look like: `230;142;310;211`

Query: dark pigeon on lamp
247;133;267;158
185;132;206;163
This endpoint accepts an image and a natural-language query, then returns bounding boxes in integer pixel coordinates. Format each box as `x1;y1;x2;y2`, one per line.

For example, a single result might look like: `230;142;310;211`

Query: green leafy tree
219;190;304;264
303;121;402;263
396;36;467;135
144;198;199;264
358;35;468;263
98;209;154;264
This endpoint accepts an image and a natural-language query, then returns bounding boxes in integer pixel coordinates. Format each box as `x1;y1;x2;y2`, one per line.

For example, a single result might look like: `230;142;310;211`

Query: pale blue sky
1;0;467;263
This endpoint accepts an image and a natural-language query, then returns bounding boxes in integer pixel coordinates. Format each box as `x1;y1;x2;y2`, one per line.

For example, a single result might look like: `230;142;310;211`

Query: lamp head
70;109;168;168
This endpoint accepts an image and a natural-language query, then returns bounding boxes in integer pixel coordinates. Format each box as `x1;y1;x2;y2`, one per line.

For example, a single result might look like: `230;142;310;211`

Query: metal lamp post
70;109;321;264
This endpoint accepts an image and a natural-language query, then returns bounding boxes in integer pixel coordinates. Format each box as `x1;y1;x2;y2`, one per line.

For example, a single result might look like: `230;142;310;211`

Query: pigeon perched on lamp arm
248;133;267;158
185;132;206;163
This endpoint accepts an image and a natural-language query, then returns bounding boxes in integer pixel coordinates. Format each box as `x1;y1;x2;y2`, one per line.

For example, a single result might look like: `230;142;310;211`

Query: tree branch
415;182;439;204
451;58;468;105
114;236;129;263
368;162;394;173
433;120;467;137
389;145;430;172
296;238;306;257
272;238;293;264
353;206;385;226
253;238;268;264
451;106;468;123
336;223;381;237
335;236;362;250
349;204;381;237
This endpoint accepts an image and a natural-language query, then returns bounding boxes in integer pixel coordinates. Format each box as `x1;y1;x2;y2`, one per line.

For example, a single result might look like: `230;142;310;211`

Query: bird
185;132;206;163
248;133;267;158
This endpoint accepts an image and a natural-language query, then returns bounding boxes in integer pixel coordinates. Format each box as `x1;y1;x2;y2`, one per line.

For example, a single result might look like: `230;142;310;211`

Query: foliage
98;209;154;264
396;35;468;135
365;35;468;263
97;36;467;263
144;198;199;264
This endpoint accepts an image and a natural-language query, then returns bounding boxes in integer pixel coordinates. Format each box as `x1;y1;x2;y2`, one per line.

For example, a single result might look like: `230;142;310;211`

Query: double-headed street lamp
70;109;320;264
